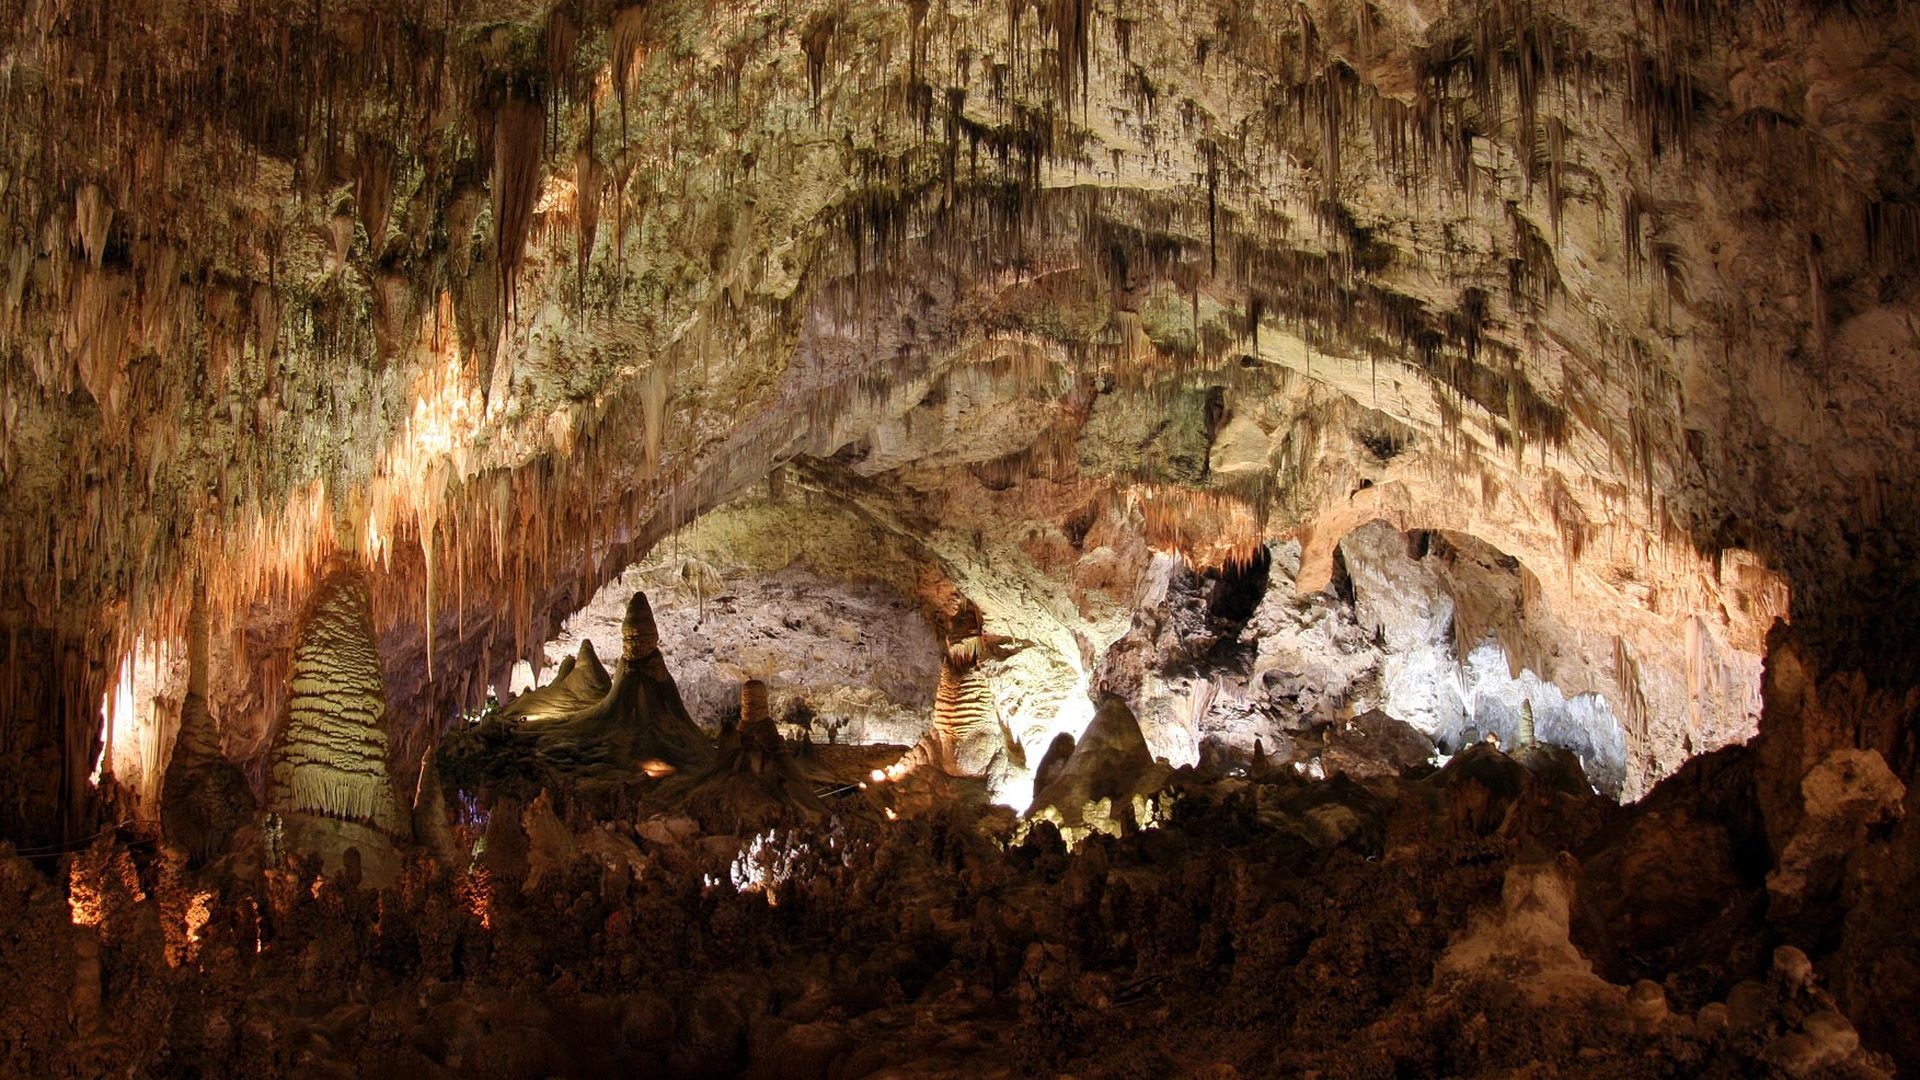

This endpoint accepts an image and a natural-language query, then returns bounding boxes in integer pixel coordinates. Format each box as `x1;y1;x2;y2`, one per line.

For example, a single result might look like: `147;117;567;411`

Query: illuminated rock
264;568;410;881
441;590;714;795
1026;695;1172;842
497;640;611;722
895;635;1026;783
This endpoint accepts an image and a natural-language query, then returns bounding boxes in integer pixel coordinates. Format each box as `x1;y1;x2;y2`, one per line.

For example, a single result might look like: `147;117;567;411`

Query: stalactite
493;93;547;324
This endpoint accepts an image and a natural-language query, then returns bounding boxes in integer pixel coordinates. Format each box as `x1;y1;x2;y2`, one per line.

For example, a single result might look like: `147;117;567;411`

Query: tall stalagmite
266;568;409;872
159;585;254;864
895;635;1025;783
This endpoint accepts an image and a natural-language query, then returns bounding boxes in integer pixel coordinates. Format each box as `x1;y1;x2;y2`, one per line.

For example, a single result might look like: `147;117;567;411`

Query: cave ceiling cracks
1;0;1916;835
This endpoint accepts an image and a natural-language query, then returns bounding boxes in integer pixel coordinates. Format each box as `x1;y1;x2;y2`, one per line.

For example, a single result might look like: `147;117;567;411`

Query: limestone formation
267;571;407;834
1313;708;1436;782
497;640;611;723
264;568;410;878
1031;732;1076;797
159;587;254;865
442;591;714;794
529;591;713;773
893;635;1026;784
666;678;826;832
1026;695;1172;840
1767;749;1906;920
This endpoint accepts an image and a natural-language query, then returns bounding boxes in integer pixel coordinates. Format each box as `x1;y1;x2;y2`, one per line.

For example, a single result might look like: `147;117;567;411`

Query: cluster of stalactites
7;0;1901;809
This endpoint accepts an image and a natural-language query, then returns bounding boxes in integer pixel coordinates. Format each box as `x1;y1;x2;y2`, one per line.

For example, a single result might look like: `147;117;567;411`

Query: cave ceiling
2;0;1917;829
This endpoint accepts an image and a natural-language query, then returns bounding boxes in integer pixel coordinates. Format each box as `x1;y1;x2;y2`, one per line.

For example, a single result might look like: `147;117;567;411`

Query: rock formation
158;586;253;865
666;679;827;833
894;635;1026;783
1026;695;1173;841
0;0;1919;1073
264;568;410;880
497;640;611;723
442;590;714;795
1313;708;1437;782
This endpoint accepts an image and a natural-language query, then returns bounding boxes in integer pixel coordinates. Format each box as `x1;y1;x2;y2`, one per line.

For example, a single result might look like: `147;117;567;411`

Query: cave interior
2;0;1919;1076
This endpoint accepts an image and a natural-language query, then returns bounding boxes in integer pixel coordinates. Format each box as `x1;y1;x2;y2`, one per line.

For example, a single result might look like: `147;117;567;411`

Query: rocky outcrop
1766;749;1905;923
1315;708;1436;782
1026;695;1172;841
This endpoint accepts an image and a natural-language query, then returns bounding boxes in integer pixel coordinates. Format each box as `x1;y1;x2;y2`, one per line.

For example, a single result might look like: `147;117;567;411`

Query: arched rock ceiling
1;0;1916;830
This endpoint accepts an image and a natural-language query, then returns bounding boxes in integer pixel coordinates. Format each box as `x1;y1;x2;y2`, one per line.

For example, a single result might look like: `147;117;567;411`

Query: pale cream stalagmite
1025;695;1172;843
266;568;408;838
895;635;1026;785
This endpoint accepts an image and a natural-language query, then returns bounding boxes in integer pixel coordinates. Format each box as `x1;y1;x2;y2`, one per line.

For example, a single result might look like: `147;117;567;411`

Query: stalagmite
264;567;409;881
1026;694;1171;843
666;677;825;832
159;584;254;865
497;640;611;722
891;635;1026;785
439;591;713;793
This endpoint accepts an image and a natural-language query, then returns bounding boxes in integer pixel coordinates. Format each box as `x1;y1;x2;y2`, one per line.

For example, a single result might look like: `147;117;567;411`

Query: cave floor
10;737;1895;1080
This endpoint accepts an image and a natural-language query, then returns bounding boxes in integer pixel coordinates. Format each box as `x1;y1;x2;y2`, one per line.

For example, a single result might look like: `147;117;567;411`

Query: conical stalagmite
159;585;254;865
265;567;410;880
441;590;714;793
667;678;825;832
534;590;713;773
1026;694;1171;842
1031;732;1076;800
410;746;463;866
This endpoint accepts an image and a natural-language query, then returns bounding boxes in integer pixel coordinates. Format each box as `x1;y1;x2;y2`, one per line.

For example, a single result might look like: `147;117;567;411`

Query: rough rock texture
1766;748;1905;922
1096;524;1634;794
1026;695;1172;841
14;0;1902;846
1318;707;1438;782
534;504;946;744
159;588;254;865
9;696;1907;1077
267;569;408;839
441;590;715;796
